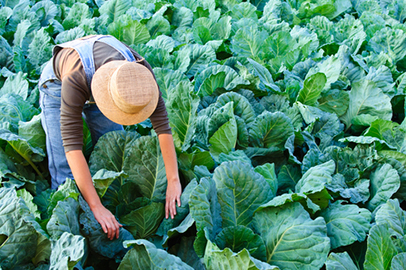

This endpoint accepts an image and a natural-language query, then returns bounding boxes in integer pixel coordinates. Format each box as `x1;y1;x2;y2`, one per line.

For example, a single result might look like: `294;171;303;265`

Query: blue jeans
39;79;123;189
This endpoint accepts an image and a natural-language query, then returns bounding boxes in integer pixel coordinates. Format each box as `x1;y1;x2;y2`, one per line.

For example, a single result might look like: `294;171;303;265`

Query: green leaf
325;252;358;270
368;27;406;63
208;102;237;158
364;119;399;141
249;111;294;149
318;89;350;117
364;224;398;270
120;201;164;239
153;68;189;100
108;15;150;45
254;163;278;198
340;79;392;130
215;92;256;127
172;7;193;28
209;115;237;159
189;177;222;241
253;202;330;270
295;160;335;194
306;56;341;91
320;200;372;249
47;178;80;217
90;132;167;202
213;161;274;228
18;114;45;153
46;198;80;240
147;14;171;38
0;188;38;269
391;253;406;270
230;26;268;60
297;72;327;106
0;72;29;100
17;189;40;219
368;163;400;212
182;44;216;78
99;0;132;25
0;94;40;130
277;164;301;194
62;3;92;29
195;65;249;97
246;58;280;93
49;232;86;270
119;239;194;270
375;199;406;239
167;81;199;152
204;240;278;270
214;225;267;262
92;169;127;198
161;214;195;247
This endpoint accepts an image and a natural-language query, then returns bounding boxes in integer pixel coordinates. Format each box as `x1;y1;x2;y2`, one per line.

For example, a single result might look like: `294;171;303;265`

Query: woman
38;35;182;240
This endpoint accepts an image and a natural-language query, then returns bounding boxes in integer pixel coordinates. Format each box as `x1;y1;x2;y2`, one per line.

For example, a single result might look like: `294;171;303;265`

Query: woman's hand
66;150;121;240
91;204;122;240
165;179;182;219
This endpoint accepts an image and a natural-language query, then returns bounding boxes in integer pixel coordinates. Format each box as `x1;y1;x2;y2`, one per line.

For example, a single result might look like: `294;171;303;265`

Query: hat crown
109;63;154;114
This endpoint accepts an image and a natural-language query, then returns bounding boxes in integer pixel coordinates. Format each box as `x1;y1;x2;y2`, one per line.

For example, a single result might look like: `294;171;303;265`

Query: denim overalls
38;35;136;189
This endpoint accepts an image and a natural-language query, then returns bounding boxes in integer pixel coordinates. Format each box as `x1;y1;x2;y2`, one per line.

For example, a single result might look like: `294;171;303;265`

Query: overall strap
53;35;136;90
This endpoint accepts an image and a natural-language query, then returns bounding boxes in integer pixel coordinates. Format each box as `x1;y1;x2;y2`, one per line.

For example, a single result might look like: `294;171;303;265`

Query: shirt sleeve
56;48;89;152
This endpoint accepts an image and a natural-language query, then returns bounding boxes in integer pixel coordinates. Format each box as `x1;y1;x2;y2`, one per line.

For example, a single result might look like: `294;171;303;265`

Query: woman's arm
158;133;182;219
65;150;122;240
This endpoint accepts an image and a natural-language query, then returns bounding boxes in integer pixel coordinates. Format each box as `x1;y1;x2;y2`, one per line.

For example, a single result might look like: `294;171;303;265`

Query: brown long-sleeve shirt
53;41;171;152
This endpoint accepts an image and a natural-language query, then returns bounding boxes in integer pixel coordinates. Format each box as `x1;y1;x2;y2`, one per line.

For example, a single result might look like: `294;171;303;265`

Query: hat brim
91;61;159;126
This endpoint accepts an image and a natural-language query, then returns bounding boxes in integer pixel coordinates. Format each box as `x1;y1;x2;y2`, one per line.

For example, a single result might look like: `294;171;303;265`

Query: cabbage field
1;0;406;269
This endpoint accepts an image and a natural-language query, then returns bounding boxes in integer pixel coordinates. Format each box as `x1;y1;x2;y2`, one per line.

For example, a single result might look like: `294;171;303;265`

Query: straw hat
91;60;159;125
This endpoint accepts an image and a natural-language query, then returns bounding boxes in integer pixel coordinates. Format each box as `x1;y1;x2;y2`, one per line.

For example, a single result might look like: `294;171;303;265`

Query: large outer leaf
340;79;392;130
367;163;400;211
189;177;222;241
364;224;398;270
249;111;294;149
90;132;166;201
49;232;86;270
320;200;372;249
213;161;274;228
0;188;38;269
253;202;330;270
167;81;199;152
204;240;279;270
375;199;406;238
89;131;139;174
120;202;164;239
46;198;80;240
325;252;358;270
119;239;194;270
